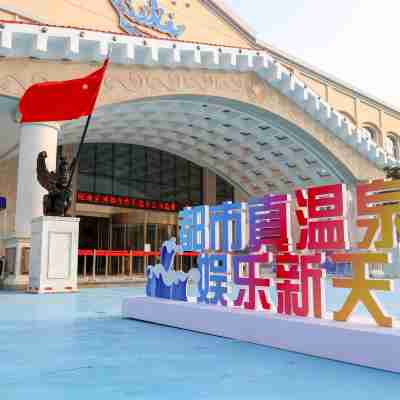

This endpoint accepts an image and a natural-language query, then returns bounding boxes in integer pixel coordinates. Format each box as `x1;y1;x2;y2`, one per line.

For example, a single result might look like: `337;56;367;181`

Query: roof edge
257;39;400;118
0;4;52;25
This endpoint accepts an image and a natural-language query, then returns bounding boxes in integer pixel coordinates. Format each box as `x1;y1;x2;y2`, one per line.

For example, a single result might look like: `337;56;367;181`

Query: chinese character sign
174;179;400;328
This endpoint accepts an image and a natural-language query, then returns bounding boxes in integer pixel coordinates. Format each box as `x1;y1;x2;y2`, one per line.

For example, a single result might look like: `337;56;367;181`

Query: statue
384;166;400;180
37;151;73;217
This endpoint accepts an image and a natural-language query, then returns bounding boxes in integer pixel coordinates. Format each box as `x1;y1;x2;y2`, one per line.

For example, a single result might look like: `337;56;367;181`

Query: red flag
19;59;109;123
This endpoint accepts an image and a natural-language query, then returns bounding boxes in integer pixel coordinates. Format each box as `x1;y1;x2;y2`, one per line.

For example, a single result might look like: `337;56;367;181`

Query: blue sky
223;0;400;108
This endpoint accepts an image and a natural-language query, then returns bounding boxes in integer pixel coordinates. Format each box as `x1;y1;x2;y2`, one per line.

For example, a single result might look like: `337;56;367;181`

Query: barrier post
129;251;133;277
105;255;108;278
0;258;4;279
83;255;87;279
92;250;96;281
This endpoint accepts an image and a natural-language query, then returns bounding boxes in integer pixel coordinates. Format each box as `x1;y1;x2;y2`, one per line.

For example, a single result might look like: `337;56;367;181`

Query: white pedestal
28;216;80;294
123;297;400;374
2;236;31;289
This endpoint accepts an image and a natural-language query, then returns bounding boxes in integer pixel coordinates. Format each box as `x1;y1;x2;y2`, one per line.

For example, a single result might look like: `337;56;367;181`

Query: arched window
339;111;357;126
362;125;378;143
385;134;399;159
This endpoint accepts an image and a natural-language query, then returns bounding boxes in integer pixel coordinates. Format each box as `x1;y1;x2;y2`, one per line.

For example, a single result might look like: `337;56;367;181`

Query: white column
15;122;60;238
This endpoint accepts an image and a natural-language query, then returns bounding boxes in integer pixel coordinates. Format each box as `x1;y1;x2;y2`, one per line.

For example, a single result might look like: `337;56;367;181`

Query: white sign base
122;296;400;373
28;216;80;294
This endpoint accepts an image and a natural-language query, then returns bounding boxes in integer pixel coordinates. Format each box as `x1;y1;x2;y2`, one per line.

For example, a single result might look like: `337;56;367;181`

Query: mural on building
110;0;186;38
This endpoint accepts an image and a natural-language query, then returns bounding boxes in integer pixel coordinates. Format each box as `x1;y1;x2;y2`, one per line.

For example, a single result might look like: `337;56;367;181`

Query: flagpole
67;113;92;189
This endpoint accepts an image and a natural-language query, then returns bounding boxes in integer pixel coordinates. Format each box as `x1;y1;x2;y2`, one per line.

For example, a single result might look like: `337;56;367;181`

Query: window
216;175;234;203
386;134;399;160
74;143;206;206
362;126;378;143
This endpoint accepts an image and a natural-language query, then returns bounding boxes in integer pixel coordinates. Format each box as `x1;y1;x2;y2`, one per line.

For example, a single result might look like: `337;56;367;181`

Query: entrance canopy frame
61;95;358;196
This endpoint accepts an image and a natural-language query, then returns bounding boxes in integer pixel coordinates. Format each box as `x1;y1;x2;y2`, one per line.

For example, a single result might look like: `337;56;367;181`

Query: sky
223;0;400;108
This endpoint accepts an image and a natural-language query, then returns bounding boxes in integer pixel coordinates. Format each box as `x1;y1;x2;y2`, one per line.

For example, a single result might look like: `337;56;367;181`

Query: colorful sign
0;196;6;210
110;0;186;38
77;191;178;212
146;179;400;329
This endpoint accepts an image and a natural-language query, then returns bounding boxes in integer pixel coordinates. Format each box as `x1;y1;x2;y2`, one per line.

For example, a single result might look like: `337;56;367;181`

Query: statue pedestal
28;216;80;294
1;236;31;289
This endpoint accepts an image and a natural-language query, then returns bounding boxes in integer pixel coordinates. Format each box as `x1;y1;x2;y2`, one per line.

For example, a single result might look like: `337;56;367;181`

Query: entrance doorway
78;212;178;277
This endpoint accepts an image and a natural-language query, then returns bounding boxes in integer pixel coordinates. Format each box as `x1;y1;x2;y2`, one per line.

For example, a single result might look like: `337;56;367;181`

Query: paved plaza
1;285;399;400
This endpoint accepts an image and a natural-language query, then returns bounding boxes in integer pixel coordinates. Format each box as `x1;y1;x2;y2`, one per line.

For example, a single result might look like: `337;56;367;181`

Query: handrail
78;249;198;257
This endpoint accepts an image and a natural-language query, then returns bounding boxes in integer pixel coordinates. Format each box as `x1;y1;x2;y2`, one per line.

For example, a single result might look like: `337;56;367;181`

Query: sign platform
122;297;400;373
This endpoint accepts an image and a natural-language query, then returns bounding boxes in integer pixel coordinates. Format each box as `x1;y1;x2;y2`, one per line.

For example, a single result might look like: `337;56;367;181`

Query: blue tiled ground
0;284;399;399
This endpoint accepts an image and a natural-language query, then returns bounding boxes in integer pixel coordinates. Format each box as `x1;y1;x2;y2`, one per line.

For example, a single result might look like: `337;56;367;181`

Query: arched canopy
61;95;358;196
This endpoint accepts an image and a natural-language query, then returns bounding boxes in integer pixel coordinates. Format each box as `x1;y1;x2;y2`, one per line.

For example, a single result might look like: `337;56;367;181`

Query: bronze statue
37;151;73;216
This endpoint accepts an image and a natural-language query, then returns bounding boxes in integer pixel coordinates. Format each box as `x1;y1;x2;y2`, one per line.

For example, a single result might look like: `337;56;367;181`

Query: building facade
0;0;399;287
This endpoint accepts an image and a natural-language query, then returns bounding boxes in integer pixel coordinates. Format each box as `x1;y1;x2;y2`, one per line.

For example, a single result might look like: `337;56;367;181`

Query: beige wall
0;58;384;184
1;0;400;147
1;0;396;173
0;10;15;20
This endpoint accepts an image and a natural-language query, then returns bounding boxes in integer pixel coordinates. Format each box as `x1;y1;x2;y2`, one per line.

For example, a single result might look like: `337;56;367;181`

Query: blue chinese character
178;208;194;251
210;202;246;252
178;206;209;252
197;253;228;306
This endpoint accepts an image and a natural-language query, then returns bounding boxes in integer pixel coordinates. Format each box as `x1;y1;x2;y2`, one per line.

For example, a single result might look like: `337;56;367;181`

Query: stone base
122;297;400;374
1;236;30;289
28;216;80;294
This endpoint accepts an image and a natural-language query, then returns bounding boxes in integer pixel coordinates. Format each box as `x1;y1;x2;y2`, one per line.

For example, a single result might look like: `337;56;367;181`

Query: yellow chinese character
331;253;394;328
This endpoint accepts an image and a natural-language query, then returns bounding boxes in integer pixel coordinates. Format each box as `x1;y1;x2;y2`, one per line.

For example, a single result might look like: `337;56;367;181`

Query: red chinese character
102;195;109;204
276;253;326;318
110;196;117;205
296;183;349;251
233;253;273;311
122;197;130;206
94;195;101;203
86;193;93;202
248;194;292;252
77;192;86;202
